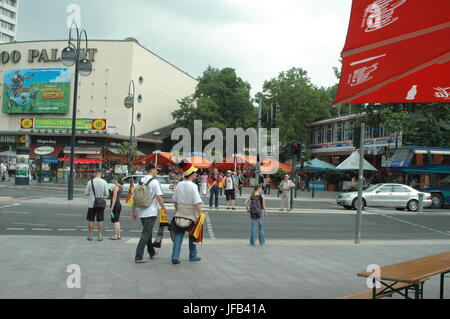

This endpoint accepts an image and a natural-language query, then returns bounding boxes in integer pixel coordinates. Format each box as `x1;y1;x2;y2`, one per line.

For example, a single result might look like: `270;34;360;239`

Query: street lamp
61;22;93;200
124;80;136;174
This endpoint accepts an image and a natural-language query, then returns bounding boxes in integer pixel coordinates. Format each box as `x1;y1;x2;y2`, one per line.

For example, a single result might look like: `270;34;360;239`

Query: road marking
1;211;31;214
53;213;81;216
57;229;77;231
0;204;20;209
32;228;53;231
6;228;25;231
14;222;47;226
374;213;450;237
205;211;216;240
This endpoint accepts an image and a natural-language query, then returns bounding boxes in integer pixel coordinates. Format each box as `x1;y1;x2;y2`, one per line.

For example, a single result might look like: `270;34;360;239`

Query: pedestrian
218;172;224;196
208;168;220;209
63;165;70;184
170;161;203;264
245;185;266;246
109;175;123;240
84;170;109;241
131;163;166;264
0;161;6;182
200;171;208;196
279;175;295;211
224;170;236;210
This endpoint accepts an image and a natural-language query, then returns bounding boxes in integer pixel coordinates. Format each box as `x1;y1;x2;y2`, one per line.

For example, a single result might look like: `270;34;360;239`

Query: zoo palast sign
0;48;98;64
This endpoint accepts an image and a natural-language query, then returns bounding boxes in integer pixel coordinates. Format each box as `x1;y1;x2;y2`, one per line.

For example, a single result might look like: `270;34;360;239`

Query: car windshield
365;184;383;192
156;176;170;184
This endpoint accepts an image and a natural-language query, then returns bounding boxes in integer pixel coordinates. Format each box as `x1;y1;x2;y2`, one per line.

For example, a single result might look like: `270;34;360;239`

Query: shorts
111;203;122;223
225;189;235;201
87;207;105;222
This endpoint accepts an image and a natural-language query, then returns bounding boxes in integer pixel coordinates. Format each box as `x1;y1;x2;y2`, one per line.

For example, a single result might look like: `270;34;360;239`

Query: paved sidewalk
0;234;449;299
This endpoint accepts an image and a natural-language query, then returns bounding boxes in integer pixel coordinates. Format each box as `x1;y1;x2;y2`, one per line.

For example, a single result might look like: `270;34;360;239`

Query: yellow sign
92;119;107;131
19;136;26;144
20;118;34;129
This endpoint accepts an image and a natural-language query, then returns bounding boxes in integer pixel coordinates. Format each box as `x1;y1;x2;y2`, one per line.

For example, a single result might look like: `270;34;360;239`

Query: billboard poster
2;68;71;114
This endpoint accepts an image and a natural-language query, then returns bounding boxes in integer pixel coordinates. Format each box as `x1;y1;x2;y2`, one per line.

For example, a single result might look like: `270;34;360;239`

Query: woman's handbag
91;180;106;209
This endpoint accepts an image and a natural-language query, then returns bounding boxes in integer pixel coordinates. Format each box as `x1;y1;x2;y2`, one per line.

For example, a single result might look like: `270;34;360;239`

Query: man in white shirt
84;170;109;241
225;170;236;210
0;161;6;182
171;161;203;264
132;163;166;264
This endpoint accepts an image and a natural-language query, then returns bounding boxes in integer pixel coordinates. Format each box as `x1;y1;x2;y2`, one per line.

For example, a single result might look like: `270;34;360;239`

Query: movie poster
2;68;71;114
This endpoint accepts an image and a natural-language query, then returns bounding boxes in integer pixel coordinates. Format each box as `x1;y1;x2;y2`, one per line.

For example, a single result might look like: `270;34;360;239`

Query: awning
402;165;450;174
58;157;103;164
30;145;64;158
336;151;378;172
334;0;450;106
63;147;101;155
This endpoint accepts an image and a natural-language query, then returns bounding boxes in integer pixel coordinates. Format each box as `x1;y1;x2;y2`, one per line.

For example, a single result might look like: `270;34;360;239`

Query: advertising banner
2;68;71;114
34;118;92;130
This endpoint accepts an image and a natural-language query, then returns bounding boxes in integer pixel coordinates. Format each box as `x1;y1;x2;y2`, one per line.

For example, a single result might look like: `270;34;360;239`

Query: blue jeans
250;214;265;245
209;186;219;208
171;231;197;261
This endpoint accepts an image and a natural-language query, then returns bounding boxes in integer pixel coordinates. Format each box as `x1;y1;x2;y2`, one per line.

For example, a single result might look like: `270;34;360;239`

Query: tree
259;67;331;159
172;66;257;135
117;141;138;161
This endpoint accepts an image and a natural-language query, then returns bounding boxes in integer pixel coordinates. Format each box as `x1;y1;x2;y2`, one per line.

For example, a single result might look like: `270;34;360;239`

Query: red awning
133;152;177;166
334;0;450;106
58;157;103;164
30;145;64;158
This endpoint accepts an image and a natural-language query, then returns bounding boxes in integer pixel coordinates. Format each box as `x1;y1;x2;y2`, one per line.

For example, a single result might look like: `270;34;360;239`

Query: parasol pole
355;122;365;244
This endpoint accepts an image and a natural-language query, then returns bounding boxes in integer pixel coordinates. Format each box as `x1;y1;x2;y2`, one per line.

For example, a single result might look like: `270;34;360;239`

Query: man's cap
226;170;232;173
179;160;198;177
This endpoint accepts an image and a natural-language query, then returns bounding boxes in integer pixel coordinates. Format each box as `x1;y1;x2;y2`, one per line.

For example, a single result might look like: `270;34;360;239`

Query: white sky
17;0;353;96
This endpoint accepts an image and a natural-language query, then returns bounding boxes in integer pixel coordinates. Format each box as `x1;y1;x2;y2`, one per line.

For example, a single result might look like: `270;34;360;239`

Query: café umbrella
333;0;450;106
335;151;377;172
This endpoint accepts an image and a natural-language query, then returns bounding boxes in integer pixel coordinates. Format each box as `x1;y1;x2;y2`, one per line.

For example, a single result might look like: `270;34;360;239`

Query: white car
108;175;174;201
336;183;432;212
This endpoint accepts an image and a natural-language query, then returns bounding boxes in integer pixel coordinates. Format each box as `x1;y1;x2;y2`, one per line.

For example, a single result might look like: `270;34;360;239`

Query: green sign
2;68;71;114
34;118;93;130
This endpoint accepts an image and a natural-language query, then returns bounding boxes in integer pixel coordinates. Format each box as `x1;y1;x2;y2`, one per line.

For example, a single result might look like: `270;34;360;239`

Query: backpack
249;196;262;219
133;177;155;208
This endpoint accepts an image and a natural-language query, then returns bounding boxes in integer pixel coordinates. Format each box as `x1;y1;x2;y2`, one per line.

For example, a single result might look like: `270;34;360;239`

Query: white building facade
0;0;18;43
0;38;198;170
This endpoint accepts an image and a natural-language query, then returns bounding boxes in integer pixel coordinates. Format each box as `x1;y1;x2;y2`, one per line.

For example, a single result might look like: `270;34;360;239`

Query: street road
1;184;450;241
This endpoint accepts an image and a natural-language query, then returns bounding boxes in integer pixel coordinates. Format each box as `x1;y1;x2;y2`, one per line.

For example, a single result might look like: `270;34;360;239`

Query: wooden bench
339;280;427;299
341;252;450;299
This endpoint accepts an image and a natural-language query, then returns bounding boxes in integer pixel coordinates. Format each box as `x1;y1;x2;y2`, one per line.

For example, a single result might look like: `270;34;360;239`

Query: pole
355;122;365;244
255;99;262;186
67;45;80;201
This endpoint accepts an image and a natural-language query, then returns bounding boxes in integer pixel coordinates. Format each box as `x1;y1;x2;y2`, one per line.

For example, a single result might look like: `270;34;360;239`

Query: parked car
108;175;174;202
336;183;432;212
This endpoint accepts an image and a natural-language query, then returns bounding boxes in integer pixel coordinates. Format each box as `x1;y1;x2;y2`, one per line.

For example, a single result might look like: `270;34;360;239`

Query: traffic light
292;143;306;161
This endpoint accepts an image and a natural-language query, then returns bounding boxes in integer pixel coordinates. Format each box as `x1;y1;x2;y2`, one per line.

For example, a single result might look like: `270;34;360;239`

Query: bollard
417;193;424;212
312;187;315;199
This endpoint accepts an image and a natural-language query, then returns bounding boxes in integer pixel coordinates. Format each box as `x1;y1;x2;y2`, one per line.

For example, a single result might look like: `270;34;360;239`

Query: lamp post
61;22;92;200
124;80;136;174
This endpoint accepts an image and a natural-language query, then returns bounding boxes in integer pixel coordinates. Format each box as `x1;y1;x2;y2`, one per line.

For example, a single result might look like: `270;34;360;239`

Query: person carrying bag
245;185;266;246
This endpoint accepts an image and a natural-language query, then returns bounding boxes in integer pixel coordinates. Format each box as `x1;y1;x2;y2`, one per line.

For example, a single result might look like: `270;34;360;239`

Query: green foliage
117;141;137;160
270;168;288;186
171;66;256;135
323;170;346;185
260;67;331;156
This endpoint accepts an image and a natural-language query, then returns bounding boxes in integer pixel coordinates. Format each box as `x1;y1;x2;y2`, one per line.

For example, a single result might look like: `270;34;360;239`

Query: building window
326;124;333;143
316;126;324;144
1;33;13;42
335;122;343;142
0;19;14;31
1;8;16;20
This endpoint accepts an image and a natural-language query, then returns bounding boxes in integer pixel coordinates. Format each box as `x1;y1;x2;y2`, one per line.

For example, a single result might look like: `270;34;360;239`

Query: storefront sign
34;146;55;156
20;118;34;129
0;48;97;64
34;118;92;130
92;119;107;131
0;135;18;143
3;68;71;114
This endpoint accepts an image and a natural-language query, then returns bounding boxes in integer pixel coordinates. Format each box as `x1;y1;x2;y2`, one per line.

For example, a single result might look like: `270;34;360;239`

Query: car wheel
395;207;405;211
344;205;352;210
407;199;418;212
352;198;366;210
431;193;444;209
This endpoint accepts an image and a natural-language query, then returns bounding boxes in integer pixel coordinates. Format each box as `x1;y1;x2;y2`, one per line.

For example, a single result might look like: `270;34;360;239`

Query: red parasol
132;152;177;166
334;0;450;106
184;156;211;169
260;160;292;174
215;155;257;171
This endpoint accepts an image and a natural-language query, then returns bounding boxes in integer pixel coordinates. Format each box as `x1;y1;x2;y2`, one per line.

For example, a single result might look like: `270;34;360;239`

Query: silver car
336;183;432;211
108;175;174;201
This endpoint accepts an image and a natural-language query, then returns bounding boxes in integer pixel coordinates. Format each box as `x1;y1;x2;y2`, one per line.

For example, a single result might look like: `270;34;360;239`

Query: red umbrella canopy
334;0;450;106
184;156;211;169
132;152;176;166
215;155;257;171
260;160;292;174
